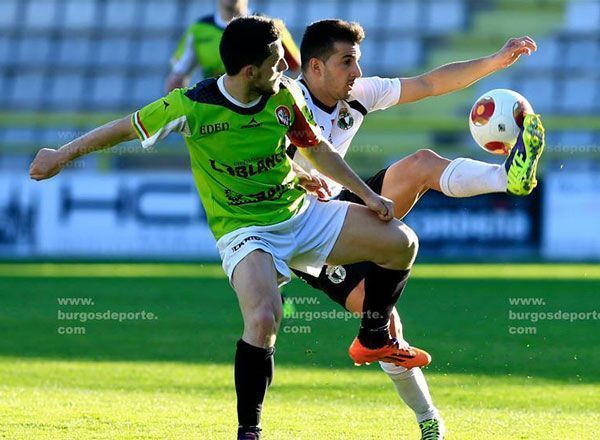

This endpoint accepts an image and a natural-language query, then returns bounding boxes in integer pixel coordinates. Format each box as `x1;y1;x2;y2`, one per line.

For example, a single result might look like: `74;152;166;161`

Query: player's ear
309;58;323;77
242;65;256;80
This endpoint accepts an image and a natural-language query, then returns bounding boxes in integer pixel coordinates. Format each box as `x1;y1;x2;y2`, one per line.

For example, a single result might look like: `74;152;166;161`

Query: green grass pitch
0;264;598;439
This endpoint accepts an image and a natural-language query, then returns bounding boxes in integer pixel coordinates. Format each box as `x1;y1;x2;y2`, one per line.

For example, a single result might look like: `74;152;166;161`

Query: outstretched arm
29;116;136;181
398;36;537;104
165;33;197;92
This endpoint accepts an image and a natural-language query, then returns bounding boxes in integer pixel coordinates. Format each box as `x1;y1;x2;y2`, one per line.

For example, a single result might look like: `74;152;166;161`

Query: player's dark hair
300;19;365;70
220;16;283;75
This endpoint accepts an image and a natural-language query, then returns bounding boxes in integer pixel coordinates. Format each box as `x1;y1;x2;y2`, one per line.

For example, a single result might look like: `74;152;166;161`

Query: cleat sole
507;114;545;196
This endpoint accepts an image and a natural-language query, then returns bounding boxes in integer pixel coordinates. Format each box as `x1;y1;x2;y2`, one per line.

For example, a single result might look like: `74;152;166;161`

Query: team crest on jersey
275;105;292;127
337;108;354;130
325;265;347;284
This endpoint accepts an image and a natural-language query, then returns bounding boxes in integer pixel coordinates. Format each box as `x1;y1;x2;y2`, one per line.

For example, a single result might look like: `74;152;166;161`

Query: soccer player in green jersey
30;16;432;440
165;0;300;91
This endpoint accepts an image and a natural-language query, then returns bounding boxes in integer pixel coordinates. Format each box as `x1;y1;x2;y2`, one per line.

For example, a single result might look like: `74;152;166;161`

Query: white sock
380;361;439;423
439;158;508;197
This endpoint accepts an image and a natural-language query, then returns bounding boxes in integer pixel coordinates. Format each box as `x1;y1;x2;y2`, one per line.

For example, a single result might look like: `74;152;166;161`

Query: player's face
219;0;246;13
323;42;363;100
252;40;288;96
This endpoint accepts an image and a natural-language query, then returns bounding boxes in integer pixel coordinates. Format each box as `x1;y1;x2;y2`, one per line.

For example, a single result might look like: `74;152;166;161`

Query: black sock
358;266;411;349
235;339;275;435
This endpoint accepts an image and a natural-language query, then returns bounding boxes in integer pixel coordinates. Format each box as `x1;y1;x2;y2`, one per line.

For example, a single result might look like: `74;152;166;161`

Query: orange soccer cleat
348;337;431;369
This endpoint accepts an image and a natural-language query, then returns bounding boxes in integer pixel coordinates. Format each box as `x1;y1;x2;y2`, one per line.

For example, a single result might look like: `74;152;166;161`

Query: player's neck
222;75;261;104
219;5;248;23
301;74;338;109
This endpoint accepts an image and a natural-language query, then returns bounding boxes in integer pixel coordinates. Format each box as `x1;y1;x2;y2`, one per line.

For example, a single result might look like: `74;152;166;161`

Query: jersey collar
217;75;263;108
298;77;338;115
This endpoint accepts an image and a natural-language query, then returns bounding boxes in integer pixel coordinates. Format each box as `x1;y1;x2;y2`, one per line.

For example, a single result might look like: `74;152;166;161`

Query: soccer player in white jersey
288;20;544;440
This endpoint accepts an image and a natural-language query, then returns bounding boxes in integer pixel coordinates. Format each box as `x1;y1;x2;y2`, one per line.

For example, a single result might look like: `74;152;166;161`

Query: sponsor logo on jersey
209;150;286;178
231;235;262;253
225;183;294;206
326;265;347;284
275;105;292;127
241;117;262;129
337;108;354;130
199;122;230;135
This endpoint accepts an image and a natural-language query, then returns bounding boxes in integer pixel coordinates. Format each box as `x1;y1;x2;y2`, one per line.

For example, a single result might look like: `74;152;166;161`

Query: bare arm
297;141;394;221
165;34;197;92
29;115;136;180
398;36;537;104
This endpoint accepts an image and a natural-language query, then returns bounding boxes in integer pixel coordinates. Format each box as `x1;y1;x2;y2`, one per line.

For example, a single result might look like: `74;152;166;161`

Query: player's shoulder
279;76;303;99
349;76;400;110
183;78;221;104
186;13;222;31
347;77;387;113
195;14;218;26
352;76;390;93
280;75;297;89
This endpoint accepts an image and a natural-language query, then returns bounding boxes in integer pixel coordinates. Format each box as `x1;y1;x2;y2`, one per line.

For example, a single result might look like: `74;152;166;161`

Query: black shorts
291;167;389;308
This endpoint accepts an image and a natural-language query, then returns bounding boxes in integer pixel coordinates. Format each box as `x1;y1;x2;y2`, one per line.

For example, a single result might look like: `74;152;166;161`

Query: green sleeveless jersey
131;76;324;240
171;14;301;78
172;15;224;78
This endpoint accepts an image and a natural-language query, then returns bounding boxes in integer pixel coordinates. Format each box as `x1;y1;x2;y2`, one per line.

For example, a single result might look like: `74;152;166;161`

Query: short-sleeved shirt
289;76;401;196
131;76;324;240
171;13;300;78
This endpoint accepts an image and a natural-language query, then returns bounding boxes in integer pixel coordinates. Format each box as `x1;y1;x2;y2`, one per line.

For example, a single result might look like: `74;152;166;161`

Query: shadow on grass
1;276;598;383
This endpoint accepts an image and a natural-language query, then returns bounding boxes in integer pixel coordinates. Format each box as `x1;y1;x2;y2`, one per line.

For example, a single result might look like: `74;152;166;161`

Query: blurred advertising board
543;168;600;260
1;171;543;260
404;189;541;259
0;172;218;259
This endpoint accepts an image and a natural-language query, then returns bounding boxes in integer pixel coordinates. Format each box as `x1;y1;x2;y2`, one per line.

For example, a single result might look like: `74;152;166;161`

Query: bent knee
387;149;443;190
246;307;282;338
385;223;419;270
412;148;441;163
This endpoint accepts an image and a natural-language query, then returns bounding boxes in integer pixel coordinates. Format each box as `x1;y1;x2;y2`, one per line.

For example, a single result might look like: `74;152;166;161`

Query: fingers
318;177;332;197
377;199;394;222
384;200;395;221
29;165;49;181
509;36;537;54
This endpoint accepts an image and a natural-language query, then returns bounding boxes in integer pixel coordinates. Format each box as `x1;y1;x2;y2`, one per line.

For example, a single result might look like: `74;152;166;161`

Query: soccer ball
469;89;534;155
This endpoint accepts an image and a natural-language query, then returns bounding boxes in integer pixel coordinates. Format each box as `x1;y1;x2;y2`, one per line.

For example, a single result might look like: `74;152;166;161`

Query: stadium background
0;0;599;439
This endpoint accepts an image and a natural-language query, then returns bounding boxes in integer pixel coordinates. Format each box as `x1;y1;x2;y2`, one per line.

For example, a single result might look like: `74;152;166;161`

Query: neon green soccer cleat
505;113;545;196
419;418;445;440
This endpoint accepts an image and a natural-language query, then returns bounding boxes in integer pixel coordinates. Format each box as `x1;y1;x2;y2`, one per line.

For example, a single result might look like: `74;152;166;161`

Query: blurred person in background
165;0;300;91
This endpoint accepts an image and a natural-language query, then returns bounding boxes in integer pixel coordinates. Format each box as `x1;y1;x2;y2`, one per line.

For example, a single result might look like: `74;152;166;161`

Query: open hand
492;36;537;69
297;170;332;200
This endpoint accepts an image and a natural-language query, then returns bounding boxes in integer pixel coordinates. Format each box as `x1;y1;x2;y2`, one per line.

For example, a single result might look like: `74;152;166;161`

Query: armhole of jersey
286;144;298;160
348;99;368;116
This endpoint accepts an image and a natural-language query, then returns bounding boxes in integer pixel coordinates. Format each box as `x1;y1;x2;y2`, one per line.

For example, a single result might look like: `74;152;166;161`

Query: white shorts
216;195;350;287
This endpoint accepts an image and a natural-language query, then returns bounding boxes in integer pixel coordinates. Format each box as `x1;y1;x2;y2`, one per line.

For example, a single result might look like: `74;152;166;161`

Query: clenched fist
29;148;70;181
364;192;395;222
